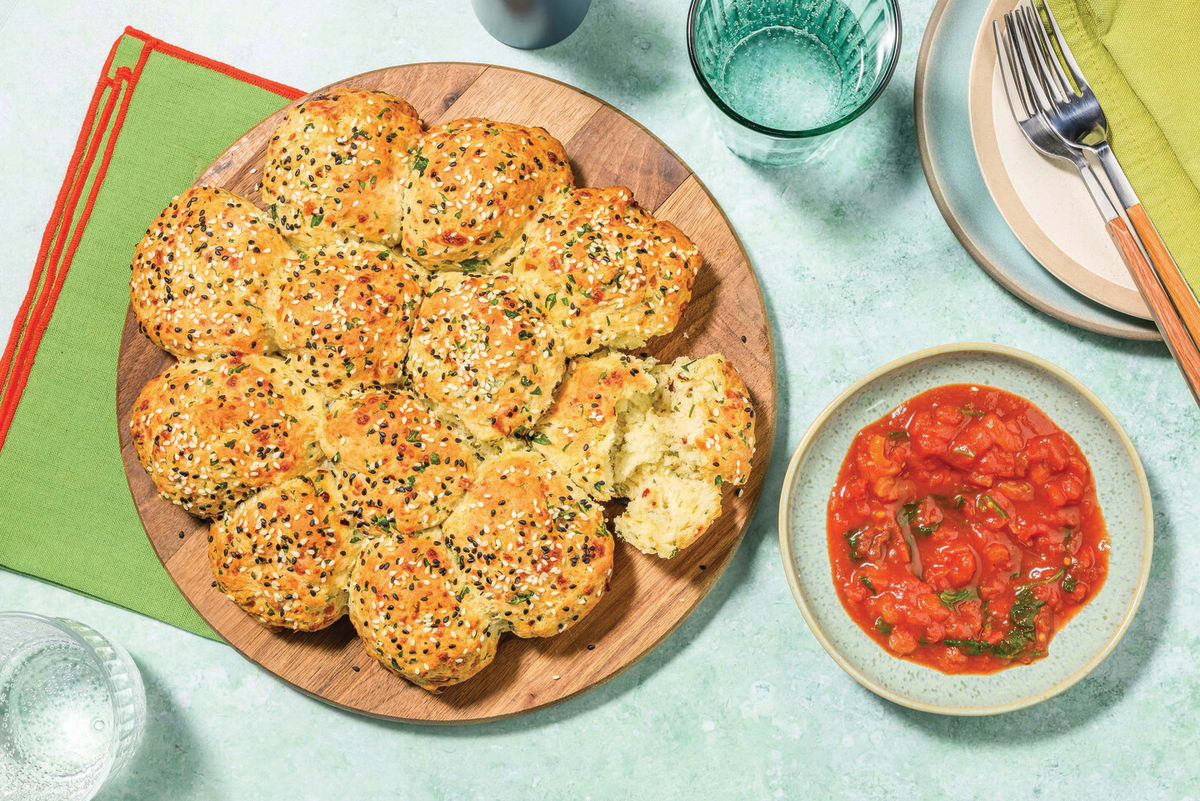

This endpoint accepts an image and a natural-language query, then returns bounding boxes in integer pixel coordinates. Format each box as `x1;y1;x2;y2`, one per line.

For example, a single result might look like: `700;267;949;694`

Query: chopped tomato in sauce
826;384;1109;673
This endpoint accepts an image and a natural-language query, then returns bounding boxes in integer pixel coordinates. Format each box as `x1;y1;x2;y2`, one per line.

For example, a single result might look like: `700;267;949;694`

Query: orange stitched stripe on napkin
0;30;304;451
122;27;304;99
0;60;130;448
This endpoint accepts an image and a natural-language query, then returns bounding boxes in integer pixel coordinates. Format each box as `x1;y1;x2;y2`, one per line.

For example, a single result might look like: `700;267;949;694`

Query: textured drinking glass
0;613;145;801
688;0;901;165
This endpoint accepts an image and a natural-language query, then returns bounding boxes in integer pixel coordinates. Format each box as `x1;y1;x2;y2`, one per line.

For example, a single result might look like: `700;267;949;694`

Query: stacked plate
916;0;1159;340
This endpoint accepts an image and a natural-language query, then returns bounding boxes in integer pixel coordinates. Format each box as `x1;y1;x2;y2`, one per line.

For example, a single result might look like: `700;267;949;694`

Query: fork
1023;0;1200;340
994;9;1200;404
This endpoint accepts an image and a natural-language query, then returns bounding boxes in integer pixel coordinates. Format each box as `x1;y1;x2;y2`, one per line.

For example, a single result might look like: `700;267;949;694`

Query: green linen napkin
1047;0;1200;289
0;28;303;640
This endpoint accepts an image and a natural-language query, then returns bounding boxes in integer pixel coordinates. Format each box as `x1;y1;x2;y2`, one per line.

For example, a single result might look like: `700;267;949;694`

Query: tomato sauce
826;383;1109;673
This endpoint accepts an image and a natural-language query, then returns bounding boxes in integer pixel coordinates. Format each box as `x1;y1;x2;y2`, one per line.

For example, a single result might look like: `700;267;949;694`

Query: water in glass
0;615;144;801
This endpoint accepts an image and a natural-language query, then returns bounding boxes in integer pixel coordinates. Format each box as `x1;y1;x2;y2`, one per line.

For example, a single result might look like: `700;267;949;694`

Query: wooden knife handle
1127;203;1200;335
1108;214;1200;404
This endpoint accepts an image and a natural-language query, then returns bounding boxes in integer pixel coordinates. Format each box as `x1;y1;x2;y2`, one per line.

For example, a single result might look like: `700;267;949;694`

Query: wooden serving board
116;63;776;723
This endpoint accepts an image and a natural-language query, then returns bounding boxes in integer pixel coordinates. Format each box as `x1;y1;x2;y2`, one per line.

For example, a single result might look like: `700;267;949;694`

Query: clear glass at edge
0;613;145;801
689;0;901;166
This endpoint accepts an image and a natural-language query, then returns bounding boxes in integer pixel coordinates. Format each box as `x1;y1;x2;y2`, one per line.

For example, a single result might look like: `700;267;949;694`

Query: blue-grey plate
915;0;1159;341
778;344;1153;715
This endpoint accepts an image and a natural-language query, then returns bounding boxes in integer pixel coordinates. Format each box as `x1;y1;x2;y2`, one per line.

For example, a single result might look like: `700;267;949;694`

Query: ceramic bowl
778;343;1153;715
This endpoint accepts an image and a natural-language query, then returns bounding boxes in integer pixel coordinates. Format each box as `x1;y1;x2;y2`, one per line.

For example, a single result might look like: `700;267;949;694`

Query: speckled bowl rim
777;342;1154;716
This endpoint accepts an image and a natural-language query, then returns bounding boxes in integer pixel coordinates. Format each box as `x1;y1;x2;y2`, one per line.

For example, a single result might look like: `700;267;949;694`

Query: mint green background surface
0;0;1197;798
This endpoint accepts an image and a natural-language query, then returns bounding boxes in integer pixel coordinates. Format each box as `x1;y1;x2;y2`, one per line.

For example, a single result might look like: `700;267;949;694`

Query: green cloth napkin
0;29;302;640
1048;0;1200;289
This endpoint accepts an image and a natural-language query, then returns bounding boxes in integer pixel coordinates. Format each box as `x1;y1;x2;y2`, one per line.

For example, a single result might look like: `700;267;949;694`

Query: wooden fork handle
1127;203;1200;335
1107;214;1200;404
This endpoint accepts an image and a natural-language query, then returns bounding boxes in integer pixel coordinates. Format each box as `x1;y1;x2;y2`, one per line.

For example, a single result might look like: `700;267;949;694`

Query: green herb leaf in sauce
896;497;940;535
979;493;1008;518
942;638;987;656
938;587;978;608
944;584;1045;660
844;527;867;562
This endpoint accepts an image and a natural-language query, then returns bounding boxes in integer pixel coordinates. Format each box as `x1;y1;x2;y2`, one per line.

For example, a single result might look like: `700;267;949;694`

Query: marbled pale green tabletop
1;1;1196;798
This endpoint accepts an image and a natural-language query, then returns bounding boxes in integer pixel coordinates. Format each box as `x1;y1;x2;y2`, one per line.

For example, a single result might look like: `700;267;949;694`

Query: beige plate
969;0;1151;320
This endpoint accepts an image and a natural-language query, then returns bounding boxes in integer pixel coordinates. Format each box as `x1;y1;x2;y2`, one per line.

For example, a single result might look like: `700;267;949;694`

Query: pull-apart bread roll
613;354;755;558
320;388;477;534
127;88;756;692
512;186;701;356
398;119;572;271
262;88;422;245
353;449;614;690
130;186;295;359
267;241;424;394
209;469;363;631
129;354;324;518
405;273;565;442
350;529;500;692
442;450;614;638
531;350;657;501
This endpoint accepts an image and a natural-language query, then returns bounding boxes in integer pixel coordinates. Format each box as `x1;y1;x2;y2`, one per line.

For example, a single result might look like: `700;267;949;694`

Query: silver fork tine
1007;11;1055;114
993;20;1030;120
1005;18;1039;118
1036;0;1091;94
1015;8;1068;107
1020;5;1075;103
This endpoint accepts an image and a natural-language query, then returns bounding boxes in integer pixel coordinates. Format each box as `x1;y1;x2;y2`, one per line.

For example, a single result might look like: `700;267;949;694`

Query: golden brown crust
320;388;477;534
532;350;656;500
441;450;613;638
130;186;294;359
129;354;324;518
262;88;422;245
208;469;363;631
349;531;499;691
405;273;565;441
267;241;424;393
399;118;573;270
512;186;701;356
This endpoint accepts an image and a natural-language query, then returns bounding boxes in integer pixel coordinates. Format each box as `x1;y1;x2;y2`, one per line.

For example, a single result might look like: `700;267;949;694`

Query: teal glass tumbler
688;0;901;166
